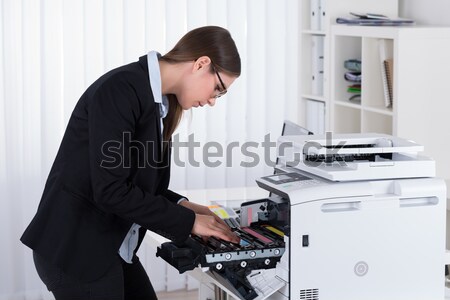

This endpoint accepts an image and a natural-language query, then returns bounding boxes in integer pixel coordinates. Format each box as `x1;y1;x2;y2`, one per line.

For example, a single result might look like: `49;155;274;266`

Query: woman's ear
193;56;211;72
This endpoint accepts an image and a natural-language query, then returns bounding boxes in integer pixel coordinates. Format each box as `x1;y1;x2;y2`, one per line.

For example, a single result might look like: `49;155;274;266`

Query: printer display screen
263;172;311;184
271;175;291;181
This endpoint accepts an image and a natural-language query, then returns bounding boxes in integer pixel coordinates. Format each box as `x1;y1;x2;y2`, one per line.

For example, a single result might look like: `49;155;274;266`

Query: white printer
157;133;446;300
250;133;446;300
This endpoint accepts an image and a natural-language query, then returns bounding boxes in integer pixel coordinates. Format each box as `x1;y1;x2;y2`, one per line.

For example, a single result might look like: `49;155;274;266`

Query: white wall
400;0;450;25
399;0;450;265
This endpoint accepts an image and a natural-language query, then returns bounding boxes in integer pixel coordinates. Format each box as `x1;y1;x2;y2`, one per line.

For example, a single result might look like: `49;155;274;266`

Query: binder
306;99;325;134
319;0;326;31
310;0;320;30
311;36;324;95
378;39;393;107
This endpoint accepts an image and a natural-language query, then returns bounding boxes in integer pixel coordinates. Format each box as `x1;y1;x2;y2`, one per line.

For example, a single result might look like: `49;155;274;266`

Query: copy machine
157;133;446;300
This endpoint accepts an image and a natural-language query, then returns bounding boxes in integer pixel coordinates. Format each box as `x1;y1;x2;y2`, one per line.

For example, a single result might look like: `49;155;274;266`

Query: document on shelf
344;72;361;82
344;59;361;72
336;16;414;26
349;12;390;20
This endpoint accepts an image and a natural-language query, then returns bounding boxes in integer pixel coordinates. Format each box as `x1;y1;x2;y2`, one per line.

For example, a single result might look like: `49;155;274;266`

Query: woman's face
177;57;237;110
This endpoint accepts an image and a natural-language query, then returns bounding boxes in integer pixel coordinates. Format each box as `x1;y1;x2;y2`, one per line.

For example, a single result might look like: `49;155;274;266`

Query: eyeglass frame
211;63;227;98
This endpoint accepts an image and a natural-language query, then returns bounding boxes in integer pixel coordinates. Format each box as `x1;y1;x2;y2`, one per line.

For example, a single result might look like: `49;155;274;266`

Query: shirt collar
147;51;169;118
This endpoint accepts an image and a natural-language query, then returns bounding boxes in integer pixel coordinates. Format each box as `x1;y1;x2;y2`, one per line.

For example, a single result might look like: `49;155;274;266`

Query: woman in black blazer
21;26;241;300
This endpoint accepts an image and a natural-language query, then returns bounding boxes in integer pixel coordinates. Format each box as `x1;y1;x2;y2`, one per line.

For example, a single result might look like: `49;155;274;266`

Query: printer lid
276;133;435;181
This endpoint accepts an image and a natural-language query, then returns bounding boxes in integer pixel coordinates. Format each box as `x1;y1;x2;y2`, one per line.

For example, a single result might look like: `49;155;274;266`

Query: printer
157;133;446;300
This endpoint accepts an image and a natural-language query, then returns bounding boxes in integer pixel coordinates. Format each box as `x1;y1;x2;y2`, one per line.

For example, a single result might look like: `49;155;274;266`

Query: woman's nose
207;98;216;107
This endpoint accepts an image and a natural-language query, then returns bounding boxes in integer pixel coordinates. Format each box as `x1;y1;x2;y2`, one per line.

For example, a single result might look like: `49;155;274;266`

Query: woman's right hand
192;214;240;244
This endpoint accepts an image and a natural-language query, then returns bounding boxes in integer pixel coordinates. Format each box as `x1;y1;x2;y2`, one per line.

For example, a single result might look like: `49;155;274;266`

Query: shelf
332;24;450;39
333;36;362;104
362;105;393;116
302;30;326;36
300;0;400;136
329;25;450;186
334;100;361;109
332;25;398;39
302;94;326;102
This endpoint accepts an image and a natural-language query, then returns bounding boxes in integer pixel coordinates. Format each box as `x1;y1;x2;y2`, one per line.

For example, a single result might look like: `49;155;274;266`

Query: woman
21;26;241;299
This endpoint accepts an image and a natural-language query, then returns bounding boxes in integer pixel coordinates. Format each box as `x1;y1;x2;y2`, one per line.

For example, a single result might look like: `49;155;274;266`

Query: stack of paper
344;59;361;103
337;13;414;26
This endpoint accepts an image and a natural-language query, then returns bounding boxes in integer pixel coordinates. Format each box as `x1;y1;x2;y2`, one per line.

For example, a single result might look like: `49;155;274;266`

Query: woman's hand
180;201;240;243
191;214;240;243
180;201;226;225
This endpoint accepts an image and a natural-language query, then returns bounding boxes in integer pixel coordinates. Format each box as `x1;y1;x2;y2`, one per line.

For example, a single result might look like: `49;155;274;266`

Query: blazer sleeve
163;189;188;203
87;74;195;243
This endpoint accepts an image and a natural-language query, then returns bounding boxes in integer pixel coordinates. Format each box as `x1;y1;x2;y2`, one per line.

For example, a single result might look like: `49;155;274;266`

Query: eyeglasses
211;64;227;98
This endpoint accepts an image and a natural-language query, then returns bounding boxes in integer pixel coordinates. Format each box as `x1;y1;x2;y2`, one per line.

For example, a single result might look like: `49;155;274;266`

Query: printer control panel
258;172;324;198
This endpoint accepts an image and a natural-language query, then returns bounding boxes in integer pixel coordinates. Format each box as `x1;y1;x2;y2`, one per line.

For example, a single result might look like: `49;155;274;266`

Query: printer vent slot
300;288;319;299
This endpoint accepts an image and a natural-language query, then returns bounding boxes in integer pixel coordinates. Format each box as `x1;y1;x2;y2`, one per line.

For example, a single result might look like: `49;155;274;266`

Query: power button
302;235;309;247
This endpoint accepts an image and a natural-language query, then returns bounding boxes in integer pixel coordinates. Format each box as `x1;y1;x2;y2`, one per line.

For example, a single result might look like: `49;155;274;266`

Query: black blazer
21;55;195;282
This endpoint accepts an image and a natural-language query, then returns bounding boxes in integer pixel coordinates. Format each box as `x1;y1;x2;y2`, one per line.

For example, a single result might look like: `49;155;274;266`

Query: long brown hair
160;26;241;142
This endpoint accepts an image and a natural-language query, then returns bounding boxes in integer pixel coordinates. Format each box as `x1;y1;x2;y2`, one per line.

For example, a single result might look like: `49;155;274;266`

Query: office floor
157;289;198;300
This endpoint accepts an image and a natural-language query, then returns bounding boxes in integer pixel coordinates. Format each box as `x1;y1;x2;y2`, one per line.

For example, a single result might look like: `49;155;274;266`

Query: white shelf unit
299;0;398;134
330;25;450;186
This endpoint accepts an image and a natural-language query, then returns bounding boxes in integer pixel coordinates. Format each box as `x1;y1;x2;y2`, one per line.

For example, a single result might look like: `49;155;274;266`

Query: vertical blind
0;0;299;298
